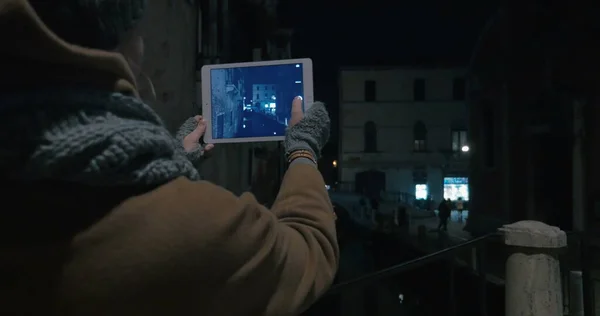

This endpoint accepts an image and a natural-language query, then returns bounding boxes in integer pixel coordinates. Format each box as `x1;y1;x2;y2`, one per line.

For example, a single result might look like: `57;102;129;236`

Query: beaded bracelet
288;152;316;164
287;149;317;165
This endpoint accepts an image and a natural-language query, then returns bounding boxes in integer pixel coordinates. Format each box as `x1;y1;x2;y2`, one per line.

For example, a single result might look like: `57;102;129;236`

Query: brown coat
0;1;339;315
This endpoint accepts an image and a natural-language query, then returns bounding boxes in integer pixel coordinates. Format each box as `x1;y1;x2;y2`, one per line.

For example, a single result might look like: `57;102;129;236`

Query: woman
0;1;338;315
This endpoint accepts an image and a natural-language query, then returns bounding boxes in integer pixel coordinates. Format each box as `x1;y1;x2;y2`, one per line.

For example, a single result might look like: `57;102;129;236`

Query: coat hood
0;0;138;96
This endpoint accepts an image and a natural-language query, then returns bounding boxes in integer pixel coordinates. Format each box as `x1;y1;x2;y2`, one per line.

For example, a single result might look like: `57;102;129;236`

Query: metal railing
327;232;499;295
332;182;426;210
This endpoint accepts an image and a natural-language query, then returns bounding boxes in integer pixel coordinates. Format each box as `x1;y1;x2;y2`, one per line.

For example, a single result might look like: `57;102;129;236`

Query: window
364;121;377;152
413;120;427;152
453;78;466;100
443;177;469;201
364;80;376;102
415;184;428;200
256;93;259;99
413;78;425;101
483;107;495;167
414;140;426;152
451;130;468;152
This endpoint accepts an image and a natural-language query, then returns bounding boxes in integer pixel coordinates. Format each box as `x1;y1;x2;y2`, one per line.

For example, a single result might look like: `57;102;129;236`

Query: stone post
500;221;567;316
569;270;584;316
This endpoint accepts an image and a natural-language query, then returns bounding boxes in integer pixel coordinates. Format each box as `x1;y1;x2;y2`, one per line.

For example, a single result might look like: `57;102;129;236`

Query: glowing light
415;184;428;200
296;64;300;68
332;160;338;168
461;145;470;152
271;95;276;100
243;124;246;128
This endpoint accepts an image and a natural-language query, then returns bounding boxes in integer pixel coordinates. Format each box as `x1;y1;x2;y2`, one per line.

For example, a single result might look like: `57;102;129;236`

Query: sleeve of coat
207;162;340;315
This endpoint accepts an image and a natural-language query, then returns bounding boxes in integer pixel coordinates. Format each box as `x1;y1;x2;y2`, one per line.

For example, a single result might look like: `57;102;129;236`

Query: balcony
323;185;597;316
304;212;597;316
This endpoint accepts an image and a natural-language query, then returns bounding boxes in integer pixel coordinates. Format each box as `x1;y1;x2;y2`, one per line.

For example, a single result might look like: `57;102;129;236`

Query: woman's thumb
289;96;304;127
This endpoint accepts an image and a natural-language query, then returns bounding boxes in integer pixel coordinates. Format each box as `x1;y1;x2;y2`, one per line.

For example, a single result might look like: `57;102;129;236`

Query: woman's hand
284;97;330;161
177;115;214;163
183;115;215;154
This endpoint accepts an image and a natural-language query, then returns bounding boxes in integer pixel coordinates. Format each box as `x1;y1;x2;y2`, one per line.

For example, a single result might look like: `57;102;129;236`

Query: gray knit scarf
0;88;200;186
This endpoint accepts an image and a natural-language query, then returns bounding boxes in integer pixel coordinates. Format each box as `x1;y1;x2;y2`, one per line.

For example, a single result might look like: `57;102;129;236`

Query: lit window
415;184;428;200
443;177;469;201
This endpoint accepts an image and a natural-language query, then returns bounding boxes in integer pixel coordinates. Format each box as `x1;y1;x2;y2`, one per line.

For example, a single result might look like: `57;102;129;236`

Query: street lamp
332;160;338;168
461;145;470;153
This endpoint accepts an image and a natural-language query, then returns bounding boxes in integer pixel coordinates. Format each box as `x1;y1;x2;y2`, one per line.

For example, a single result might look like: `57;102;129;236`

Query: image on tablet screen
210;63;304;139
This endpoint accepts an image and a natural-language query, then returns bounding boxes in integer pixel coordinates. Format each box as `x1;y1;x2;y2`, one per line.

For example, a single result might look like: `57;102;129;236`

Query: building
210;68;245;138
196;0;293;196
138;0;199;133
466;3;600;237
338;66;469;205
252;84;278;114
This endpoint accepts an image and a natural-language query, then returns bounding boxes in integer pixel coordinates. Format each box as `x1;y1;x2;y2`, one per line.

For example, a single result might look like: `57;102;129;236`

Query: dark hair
29;0;147;50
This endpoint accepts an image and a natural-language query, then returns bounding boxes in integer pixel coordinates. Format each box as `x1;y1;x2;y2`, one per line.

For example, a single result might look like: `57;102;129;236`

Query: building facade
195;0;293;196
211;68;245;138
466;3;600;237
338;66;469;204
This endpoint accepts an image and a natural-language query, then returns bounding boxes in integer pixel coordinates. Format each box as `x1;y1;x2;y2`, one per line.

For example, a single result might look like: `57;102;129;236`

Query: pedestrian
437;200;451;231
456;197;464;222
0;1;338;315
456;197;464;212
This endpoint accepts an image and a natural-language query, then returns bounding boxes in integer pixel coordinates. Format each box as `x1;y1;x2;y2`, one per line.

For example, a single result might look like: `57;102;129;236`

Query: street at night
236;109;287;138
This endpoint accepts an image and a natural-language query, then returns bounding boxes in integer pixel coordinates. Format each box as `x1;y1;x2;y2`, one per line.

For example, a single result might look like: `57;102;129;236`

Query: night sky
279;0;499;157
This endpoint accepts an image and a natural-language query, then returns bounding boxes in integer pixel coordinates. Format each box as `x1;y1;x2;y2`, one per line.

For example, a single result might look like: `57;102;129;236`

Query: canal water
304;209;504;316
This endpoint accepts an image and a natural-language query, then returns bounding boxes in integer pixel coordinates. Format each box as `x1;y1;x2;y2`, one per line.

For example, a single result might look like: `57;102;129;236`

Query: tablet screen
210;63;304;139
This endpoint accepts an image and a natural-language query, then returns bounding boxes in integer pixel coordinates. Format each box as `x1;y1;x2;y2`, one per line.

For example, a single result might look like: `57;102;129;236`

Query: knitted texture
0;88;199;186
174;116;205;163
29;0;147;50
283;102;330;160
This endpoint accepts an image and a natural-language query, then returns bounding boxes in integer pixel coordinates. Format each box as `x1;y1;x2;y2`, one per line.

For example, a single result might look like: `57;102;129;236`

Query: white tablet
201;58;314;144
